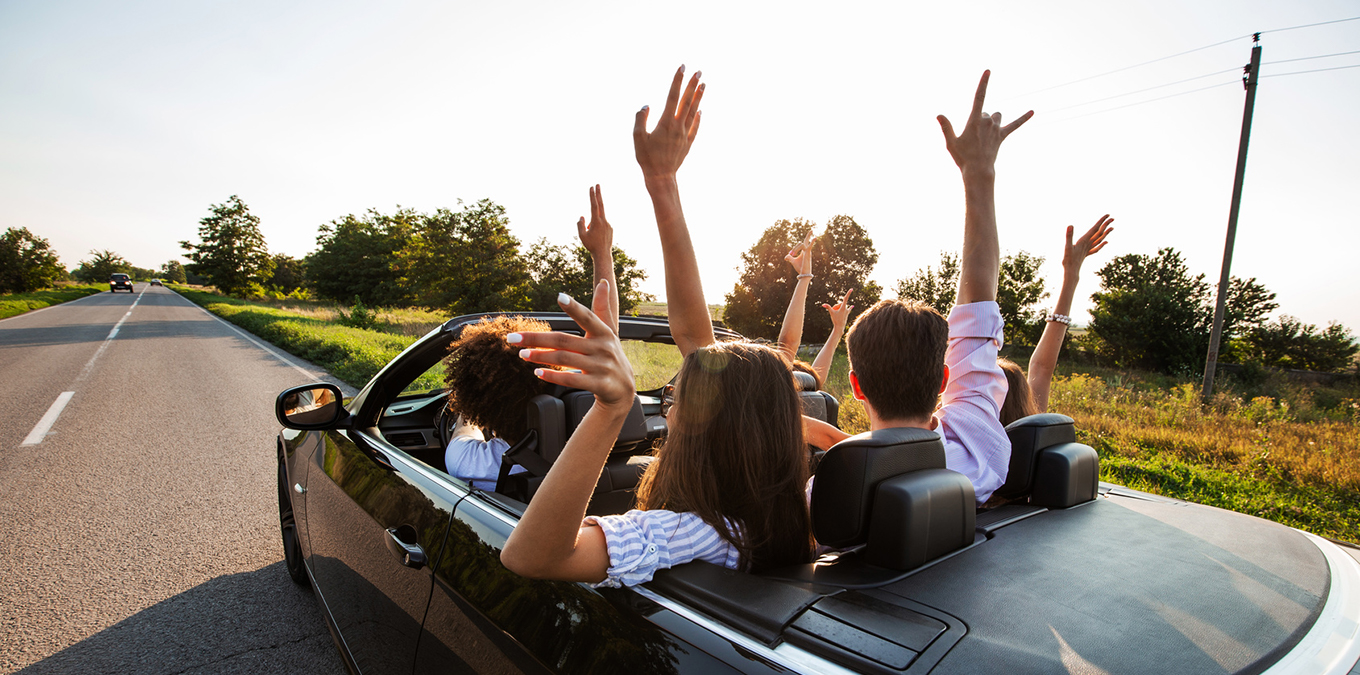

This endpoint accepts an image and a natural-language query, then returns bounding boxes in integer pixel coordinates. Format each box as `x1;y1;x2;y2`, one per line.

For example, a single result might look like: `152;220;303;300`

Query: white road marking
79;289;142;381
21;392;75;446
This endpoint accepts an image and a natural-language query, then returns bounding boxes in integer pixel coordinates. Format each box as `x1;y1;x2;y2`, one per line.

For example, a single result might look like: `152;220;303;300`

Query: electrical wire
1259;16;1360;35
1263;50;1360;66
1038;80;1241;124
1012;16;1360;100
1044;67;1242;114
1260;63;1360;78
1011;35;1249;99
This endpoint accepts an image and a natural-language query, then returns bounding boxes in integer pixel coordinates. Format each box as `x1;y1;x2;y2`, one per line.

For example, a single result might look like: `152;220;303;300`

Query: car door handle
385;528;427;570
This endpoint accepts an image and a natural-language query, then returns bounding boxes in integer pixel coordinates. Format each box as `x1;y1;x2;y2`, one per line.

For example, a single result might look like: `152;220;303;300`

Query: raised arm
634;66;711;356
776;230;817;359
937;71;1033;305
500;281;636;583
1028;215;1113;411
811;288;853;386
577;184;618;333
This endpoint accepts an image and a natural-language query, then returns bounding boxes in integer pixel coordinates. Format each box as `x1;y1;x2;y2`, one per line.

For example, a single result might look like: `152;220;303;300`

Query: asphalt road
0;284;351;674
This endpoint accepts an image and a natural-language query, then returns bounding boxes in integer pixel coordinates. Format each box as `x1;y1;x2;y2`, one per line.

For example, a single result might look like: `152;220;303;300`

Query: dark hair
997;357;1038;426
443;316;554;442
845;299;949;422
637;341;814;573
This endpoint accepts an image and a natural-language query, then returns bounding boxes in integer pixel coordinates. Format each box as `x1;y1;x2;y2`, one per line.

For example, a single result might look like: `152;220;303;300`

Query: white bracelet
1047;312;1072;326
796;273;814;279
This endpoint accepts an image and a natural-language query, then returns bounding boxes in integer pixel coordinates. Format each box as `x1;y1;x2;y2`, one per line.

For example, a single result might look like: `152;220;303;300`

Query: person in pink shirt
804;71;1032;504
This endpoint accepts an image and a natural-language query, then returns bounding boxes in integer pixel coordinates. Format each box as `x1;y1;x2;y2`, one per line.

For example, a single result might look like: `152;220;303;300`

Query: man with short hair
805;71;1031;504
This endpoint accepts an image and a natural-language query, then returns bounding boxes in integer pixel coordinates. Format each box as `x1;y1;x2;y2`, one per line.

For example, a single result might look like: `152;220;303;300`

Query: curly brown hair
444;316;554;443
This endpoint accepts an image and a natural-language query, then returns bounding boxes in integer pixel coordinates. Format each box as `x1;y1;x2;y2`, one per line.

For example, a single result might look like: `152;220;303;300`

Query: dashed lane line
21;391;75;446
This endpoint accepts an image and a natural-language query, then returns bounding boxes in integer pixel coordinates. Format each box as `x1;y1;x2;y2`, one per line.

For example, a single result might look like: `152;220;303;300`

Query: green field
173;289;1360;542
0;284;105;320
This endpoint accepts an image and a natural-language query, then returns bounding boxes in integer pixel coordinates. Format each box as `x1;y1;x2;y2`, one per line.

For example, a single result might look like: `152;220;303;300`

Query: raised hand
1063;214;1114;277
634;66;705;180
511;280;634;411
784;230;817;275
577;184;613;256
822;288;854;330
937;71;1033;177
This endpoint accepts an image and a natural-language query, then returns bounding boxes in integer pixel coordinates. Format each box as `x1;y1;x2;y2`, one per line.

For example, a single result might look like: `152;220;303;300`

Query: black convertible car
274;313;1360;674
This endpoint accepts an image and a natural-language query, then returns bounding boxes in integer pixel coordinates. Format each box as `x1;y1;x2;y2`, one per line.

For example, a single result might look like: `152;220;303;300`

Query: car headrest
810;427;946;548
792;371;819;392
994;413;1100;508
798;391;841;428
994;413;1077;501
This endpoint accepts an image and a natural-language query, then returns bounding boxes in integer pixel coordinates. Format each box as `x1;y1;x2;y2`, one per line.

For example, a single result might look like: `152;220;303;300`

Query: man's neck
867;409;934;432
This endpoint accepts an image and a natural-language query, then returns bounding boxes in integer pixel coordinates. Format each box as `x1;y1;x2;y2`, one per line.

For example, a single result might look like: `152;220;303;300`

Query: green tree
996;251;1048;346
400;199;532;314
0;227;65;293
1087;248;1211;373
180;195;274;297
723;216;881;342
71;250;132;282
160;260;187;284
894;251;958;315
1245;317;1358;372
269;253;306;293
524;240;653;314
306;209;417;306
894;250;1048;345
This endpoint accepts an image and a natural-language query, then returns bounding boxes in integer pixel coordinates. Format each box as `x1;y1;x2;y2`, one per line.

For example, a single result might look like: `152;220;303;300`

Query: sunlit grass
0;284;104;320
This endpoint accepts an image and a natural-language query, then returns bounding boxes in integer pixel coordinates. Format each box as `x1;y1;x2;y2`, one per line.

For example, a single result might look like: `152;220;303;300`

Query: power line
1264;49;1360;66
1012;35;1249;98
1012;15;1360;100
1259;15;1360;34
1040;80;1240;124
1044;67;1241;113
1260;63;1360;78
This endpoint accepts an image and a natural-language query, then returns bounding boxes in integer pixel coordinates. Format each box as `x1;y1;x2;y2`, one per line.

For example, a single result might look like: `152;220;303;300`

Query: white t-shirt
445;436;524;491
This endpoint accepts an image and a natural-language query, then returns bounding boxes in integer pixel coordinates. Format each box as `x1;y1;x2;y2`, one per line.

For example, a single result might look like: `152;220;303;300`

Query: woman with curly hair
443;184;619;489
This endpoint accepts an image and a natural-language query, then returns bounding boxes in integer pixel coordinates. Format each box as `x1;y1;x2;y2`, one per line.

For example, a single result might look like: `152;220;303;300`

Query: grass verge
173;286;423;388
0;285;105;320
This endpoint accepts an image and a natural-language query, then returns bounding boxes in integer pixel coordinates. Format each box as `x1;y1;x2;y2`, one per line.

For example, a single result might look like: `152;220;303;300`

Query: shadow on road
15;562;343;675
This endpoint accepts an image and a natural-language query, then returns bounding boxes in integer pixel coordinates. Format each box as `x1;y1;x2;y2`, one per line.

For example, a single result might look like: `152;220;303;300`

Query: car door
413;492;754;675
305;427;459;674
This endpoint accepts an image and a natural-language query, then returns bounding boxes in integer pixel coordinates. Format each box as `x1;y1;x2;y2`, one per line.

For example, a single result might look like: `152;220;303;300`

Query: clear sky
2;0;1358;330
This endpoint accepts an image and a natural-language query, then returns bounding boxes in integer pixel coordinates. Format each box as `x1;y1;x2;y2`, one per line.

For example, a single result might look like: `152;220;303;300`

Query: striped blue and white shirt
583;510;741;588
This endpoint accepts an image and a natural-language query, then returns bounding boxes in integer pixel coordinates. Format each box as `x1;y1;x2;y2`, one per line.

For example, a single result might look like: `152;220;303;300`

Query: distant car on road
109;274;133;293
150;279;163;287
272;312;1360;675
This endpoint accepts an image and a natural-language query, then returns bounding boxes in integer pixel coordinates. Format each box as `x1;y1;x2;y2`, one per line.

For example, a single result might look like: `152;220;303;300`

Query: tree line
4;194;1355;376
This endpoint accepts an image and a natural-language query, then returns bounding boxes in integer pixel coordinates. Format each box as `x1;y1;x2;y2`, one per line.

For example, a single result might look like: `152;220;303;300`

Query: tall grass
0;284;105;320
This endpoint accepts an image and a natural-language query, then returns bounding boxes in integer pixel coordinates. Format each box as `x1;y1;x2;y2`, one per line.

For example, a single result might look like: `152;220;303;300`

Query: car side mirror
276;383;348;430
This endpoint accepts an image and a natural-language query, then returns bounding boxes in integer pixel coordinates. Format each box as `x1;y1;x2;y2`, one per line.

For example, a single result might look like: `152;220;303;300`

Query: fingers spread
678;72;701;123
512;330;584;352
687;109;702;145
685;83;705;129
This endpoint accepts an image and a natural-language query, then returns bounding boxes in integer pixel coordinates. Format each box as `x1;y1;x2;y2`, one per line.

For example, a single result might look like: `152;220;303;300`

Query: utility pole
1202;35;1262;403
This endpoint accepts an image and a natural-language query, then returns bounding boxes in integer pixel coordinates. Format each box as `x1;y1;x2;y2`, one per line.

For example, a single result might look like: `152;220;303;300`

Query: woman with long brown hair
499;67;814;586
498;286;814;586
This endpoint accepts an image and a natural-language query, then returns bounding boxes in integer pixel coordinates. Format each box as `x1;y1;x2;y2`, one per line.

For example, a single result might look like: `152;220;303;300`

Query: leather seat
792;371;841;428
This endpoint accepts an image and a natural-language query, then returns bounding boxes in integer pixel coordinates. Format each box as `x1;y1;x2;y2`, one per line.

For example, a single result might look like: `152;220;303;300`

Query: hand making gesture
1063;214;1114;280
937;70;1033;178
808;288;854;387
634;66;705;180
577;184;619;333
822;288;854;333
785;230;817;276
500;280;636;583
